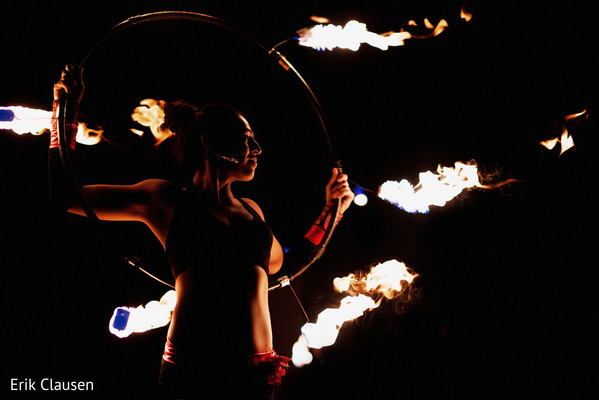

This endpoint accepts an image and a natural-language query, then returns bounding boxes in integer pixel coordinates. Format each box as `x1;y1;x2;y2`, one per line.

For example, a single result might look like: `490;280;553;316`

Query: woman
50;66;354;399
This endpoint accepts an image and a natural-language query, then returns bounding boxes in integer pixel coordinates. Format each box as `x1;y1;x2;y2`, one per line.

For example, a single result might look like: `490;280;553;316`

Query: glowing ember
130;98;174;145
310;15;330;24
294;260;417;361
540;110;587;155
297;18;448;51
378;161;482;213
0;106;52;135
109;290;177;338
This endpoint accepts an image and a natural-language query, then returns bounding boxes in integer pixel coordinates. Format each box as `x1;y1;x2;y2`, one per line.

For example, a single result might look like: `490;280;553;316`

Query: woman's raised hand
53;64;85;107
325;168;354;215
50;65;84;149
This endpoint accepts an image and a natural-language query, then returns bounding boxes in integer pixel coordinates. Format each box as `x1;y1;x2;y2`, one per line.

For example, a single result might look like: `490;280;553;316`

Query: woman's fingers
326;168;340;188
54;65;84;102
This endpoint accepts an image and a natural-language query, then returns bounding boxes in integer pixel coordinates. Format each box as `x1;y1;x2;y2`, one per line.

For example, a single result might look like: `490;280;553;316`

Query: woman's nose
249;137;262;155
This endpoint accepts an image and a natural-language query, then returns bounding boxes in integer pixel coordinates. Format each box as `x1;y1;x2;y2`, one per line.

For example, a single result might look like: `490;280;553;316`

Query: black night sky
2;1;597;398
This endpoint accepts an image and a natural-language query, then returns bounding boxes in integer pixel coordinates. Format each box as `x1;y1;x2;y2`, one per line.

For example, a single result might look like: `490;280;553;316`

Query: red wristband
50;100;77;150
304;224;325;245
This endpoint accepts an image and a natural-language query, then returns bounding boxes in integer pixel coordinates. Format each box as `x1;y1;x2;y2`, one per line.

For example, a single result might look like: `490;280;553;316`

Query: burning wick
109;290;177;338
296;18;448;52
292;260;417;366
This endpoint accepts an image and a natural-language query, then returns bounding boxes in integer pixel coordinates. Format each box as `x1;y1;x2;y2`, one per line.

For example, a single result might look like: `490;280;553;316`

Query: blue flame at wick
0;109;16;122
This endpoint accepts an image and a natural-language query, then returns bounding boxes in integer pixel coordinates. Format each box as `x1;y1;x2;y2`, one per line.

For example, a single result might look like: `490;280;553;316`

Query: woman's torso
164;186;273;362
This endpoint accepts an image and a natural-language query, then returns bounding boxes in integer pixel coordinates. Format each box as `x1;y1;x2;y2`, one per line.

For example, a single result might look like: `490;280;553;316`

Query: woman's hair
163;100;244;183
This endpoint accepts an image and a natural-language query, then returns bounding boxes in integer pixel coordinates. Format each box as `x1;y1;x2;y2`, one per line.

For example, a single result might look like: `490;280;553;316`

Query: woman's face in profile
218;114;262;181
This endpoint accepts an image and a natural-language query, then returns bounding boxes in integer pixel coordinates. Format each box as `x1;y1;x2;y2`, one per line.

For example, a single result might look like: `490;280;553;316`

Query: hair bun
163;100;200;135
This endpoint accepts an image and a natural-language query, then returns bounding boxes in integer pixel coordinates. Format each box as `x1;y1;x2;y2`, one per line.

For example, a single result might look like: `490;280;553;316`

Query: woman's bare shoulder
137;179;182;209
240;197;265;219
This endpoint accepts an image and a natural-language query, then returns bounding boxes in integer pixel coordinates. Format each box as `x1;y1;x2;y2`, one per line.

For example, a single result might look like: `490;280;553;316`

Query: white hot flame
291;334;313;367
293;260;417;365
0;106;52;135
109;290;177;338
378;161;482;213
297;18;448;52
300;294;378;350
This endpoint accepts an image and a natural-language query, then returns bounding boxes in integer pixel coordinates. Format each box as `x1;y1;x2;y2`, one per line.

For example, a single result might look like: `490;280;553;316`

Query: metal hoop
57;11;340;290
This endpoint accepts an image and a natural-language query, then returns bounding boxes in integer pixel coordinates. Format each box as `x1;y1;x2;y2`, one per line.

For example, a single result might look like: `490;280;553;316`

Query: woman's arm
242;169;354;276
272;168;355;279
70;179;180;247
49;66;179;246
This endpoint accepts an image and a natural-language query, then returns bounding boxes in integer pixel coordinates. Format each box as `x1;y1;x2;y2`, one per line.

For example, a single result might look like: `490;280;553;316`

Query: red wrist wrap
248;350;291;385
304;224;325;245
162;337;176;364
50;100;77;150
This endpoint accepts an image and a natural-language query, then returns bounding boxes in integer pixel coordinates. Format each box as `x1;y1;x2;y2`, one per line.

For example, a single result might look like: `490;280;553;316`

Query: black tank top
165;187;273;279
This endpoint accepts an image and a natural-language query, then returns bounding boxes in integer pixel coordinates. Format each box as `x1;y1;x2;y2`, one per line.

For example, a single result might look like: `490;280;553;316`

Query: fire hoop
56;11;341;291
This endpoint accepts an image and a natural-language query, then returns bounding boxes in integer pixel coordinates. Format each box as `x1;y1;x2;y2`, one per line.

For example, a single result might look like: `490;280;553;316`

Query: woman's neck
192;169;235;204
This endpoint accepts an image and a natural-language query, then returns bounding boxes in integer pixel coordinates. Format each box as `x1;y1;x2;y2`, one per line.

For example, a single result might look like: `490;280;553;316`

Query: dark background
2;1;597;398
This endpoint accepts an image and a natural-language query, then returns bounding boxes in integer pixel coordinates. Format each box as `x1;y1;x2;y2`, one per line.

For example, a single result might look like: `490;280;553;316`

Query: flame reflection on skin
292;260;417;366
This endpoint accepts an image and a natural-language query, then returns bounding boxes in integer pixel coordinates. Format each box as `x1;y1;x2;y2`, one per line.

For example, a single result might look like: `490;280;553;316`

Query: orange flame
460;6;473;22
76;122;104;145
333;259;418;300
293;260;417;360
130;99;174;145
297;18;448;51
540;110;586;155
310;15;330;24
378;161;482;213
109;290;177;338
